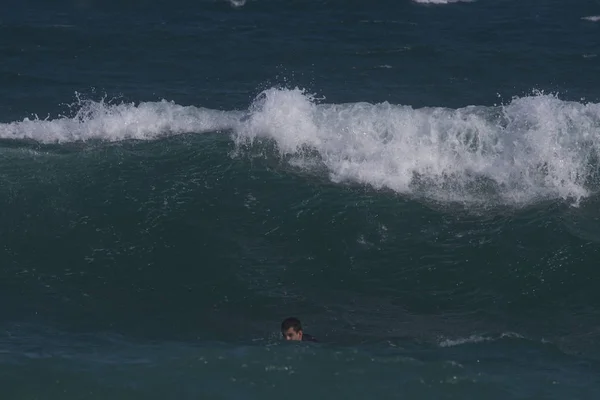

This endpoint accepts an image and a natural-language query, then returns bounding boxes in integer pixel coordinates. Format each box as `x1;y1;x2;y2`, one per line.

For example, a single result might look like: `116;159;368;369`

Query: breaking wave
2;87;600;206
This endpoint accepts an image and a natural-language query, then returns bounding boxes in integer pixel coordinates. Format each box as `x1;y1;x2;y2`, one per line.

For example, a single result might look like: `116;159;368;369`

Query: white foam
227;0;246;7
235;88;600;205
439;332;524;347
3;88;600;206
0;97;240;143
582;16;600;22
439;335;489;347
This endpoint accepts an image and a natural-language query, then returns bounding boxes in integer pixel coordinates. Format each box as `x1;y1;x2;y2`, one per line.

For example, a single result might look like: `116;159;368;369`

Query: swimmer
281;317;318;342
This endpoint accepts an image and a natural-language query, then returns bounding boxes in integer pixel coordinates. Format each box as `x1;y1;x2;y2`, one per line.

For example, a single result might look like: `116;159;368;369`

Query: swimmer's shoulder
302;333;318;342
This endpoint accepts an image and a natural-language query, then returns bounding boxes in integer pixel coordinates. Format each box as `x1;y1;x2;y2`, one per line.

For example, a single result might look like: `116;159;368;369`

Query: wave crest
2;88;600;206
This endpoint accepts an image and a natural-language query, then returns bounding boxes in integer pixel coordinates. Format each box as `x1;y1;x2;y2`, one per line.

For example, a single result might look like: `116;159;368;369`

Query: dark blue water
2;0;600;398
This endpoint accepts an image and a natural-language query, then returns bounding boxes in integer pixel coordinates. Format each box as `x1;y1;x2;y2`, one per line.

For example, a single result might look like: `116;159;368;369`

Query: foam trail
0;99;241;143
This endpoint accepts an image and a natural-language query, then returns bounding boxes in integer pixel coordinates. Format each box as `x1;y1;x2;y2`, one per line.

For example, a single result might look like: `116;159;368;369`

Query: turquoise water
2;0;600;398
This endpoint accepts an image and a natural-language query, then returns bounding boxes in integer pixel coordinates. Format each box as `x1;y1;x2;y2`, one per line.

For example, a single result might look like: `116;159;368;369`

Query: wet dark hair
281;317;302;333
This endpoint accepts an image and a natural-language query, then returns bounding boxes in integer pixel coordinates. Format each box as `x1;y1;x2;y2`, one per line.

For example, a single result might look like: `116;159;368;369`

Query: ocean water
2;0;600;398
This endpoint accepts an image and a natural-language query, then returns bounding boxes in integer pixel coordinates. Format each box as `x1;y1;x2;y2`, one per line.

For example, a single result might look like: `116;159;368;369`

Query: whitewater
2;88;600;206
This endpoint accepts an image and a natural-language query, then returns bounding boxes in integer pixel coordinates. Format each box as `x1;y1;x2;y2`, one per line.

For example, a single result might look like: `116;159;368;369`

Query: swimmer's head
281;317;303;341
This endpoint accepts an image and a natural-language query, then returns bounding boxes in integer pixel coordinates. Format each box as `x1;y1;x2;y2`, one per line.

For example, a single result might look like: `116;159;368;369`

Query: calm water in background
2;0;600;398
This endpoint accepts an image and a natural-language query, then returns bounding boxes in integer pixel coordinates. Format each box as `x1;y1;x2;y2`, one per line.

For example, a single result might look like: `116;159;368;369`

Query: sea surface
2;0;600;398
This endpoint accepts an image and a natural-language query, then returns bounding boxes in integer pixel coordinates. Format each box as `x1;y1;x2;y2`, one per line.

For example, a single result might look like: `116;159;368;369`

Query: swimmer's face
282;327;303;341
